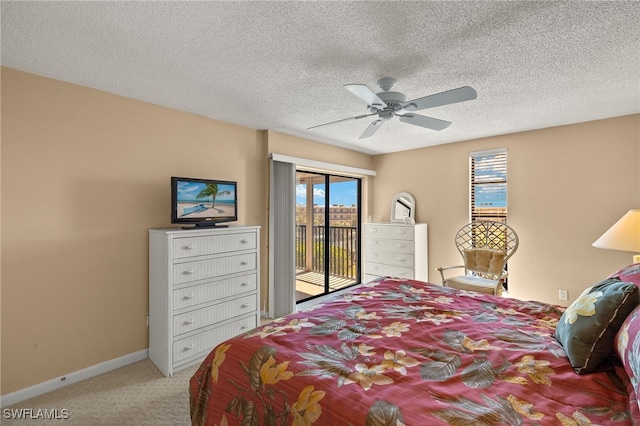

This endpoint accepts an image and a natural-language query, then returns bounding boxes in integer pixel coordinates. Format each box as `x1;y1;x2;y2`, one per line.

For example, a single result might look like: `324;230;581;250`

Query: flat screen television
171;177;237;228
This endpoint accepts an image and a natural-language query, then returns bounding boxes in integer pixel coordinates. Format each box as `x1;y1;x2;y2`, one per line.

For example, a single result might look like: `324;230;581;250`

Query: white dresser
148;226;260;377
363;222;428;283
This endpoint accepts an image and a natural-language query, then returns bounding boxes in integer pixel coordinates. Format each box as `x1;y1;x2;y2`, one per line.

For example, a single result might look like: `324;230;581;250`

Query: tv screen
171;177;237;228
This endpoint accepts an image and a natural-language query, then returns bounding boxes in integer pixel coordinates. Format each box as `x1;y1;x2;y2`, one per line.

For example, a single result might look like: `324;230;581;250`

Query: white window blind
470;149;507;222
269;160;296;318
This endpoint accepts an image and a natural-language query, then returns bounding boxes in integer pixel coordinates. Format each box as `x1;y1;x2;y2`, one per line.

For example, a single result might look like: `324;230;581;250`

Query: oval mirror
390;192;416;223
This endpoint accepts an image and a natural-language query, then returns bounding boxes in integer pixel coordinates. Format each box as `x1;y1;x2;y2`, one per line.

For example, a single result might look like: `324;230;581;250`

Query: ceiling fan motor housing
377;91;406;111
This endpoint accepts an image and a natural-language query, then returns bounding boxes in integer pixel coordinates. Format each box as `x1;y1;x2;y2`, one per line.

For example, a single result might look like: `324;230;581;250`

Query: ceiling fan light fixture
378;110;394;119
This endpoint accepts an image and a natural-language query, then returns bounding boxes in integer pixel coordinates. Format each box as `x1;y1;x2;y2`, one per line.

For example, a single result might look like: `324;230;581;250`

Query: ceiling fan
308;77;477;139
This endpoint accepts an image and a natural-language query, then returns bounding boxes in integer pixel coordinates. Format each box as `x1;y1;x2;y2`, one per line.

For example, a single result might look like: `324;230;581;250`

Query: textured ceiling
1;1;639;155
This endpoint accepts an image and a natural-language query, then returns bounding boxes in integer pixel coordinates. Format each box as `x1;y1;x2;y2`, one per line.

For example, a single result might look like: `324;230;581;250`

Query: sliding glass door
295;171;361;302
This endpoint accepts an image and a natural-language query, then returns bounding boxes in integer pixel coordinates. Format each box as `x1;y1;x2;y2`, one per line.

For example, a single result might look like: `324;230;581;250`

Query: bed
190;269;640;425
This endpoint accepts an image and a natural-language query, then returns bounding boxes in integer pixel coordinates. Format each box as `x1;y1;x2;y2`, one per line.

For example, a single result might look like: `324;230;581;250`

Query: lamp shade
592;209;640;253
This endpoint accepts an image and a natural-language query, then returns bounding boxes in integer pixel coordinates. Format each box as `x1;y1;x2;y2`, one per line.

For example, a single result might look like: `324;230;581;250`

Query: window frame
470;148;507;223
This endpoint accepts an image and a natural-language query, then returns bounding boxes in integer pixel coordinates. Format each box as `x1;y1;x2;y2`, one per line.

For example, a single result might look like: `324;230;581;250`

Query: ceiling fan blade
359;119;385;139
308;112;377;130
403;86;477;111
345;84;387;109
399;113;451;131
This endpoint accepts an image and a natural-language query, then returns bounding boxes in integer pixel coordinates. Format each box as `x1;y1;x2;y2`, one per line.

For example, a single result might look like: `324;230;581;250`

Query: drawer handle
184;319;194;325
241;323;249;329
241;261;248;266
398;257;407;262
241;303;249;308
183;270;194;275
184;344;194;351
183;294;195;300
398;244;407;248
241;239;248;244
184;245;194;250
240;282;248;287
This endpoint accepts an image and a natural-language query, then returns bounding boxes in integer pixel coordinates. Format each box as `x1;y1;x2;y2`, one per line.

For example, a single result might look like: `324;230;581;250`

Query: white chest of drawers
363;223;428;283
149;226;260;376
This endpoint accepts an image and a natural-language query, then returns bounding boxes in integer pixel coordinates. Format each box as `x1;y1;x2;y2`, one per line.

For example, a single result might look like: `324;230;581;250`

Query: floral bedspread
189;278;634;425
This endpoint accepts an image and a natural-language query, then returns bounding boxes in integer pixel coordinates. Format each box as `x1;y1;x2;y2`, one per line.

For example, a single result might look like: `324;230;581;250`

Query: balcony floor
295;270;358;302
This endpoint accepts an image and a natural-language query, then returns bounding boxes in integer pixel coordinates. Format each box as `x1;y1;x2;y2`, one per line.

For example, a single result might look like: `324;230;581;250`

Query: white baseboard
0;349;149;408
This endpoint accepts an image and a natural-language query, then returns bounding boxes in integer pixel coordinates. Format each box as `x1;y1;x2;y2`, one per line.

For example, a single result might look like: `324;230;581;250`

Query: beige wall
372;114;640;305
0;69;375;395
0;68;273;394
266;131;374;171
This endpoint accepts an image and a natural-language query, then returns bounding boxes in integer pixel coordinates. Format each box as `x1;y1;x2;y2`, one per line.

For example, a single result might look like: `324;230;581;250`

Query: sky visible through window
474;154;507;208
475;184;507;208
296;180;357;206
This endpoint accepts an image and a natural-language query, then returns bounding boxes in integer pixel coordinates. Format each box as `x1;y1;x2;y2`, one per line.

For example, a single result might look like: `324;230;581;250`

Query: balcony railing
296;225;358;280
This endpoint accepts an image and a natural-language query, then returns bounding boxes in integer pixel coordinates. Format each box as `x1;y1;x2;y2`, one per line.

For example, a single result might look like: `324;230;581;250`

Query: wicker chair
437;221;519;296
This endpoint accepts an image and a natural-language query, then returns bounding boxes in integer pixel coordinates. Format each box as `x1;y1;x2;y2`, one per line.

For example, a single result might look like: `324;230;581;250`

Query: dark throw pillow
555;278;640;374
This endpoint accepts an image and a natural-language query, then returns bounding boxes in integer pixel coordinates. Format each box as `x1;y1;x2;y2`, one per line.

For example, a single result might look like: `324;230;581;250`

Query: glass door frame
295;170;362;303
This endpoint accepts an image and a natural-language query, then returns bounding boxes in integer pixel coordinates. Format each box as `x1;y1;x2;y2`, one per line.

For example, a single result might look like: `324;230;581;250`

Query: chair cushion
555;278;639;374
445;275;499;295
463;248;505;276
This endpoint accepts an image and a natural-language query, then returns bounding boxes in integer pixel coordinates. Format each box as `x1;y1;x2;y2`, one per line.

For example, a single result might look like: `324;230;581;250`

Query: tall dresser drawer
364;262;414;280
172;232;257;259
365;237;415;254
173;274;257;310
173;315;257;364
364;224;414;240
172;253;256;284
365;251;414;268
173;294;257;336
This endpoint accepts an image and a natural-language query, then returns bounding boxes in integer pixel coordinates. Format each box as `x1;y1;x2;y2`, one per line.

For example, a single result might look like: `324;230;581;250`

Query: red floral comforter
190;278;634;425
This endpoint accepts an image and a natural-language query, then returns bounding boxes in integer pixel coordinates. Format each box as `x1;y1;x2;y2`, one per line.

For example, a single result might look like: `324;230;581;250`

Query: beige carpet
2;359;198;425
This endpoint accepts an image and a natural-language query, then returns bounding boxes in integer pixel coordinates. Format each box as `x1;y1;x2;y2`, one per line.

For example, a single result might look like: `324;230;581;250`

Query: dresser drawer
173;274;257;310
173;315;257;364
365;250;414;268
364;224;414;240
173;253;256;285
173;294;257;336
172;232;257;259
365;237;415;254
364;261;414;280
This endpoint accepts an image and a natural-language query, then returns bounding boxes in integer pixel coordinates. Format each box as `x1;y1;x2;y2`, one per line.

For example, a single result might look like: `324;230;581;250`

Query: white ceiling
1;1;639;155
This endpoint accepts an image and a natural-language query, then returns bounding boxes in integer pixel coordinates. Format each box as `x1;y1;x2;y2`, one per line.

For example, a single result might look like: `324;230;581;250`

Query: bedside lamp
592;209;640;263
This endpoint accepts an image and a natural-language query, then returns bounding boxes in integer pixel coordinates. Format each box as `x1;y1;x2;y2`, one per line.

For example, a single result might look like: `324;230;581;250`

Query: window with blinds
470;149;507;222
